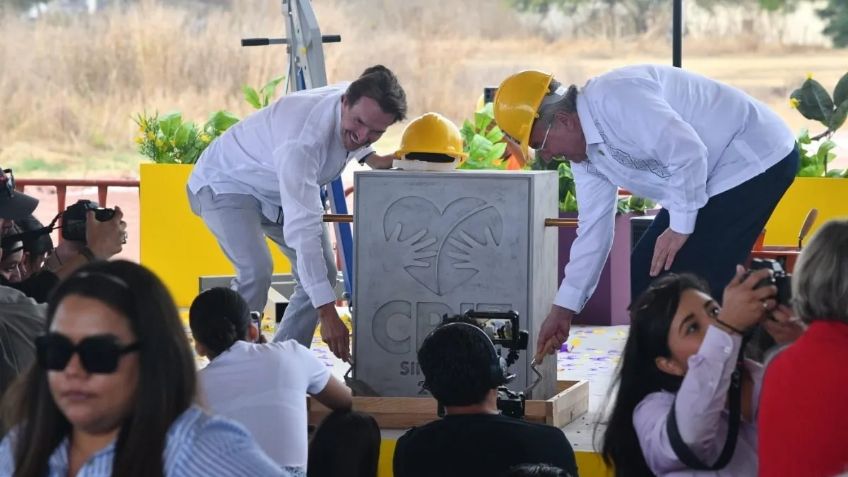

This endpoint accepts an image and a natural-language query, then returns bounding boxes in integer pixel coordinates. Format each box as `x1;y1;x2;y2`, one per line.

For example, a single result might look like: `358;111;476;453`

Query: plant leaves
206;110;240;133
833;72;848;109
825;168;845;177
260;75;285;105
829;99;848;131
158;111;182;138
791;79;834;126
243;86;262;109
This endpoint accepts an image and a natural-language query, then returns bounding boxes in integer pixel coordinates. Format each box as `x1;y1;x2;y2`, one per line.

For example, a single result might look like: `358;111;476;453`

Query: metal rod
673;0;683;68
544;218;578;227
323;214;353;223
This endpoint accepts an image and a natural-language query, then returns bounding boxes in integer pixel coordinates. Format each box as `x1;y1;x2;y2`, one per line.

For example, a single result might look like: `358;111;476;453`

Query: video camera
748;258;792;305
61;200;116;242
440;310;541;419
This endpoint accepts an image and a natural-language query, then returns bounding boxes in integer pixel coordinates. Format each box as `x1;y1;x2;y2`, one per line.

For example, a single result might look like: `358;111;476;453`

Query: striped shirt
0;405;296;477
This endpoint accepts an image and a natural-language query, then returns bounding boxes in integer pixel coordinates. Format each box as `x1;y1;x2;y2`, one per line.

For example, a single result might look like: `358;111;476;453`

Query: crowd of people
1;61;847;476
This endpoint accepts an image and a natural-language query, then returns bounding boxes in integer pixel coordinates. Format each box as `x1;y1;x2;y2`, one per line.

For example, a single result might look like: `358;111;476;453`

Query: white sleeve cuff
668;208;698;235
305;281;338;308
553;282;589;314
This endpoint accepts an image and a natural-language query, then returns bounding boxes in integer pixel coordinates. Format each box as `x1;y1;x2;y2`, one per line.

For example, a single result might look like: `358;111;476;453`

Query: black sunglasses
35;333;141;374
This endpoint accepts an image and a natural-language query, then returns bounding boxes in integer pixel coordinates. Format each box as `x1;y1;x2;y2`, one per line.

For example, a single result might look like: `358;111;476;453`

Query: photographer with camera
759;219;848;477
393;317;578;477
599;265;800;476
1;191;126;303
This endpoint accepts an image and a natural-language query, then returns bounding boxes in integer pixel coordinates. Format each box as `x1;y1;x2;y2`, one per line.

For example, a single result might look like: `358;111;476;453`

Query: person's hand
385;223;437;269
318;304;351;362
364;153;395;169
650;228;690;276
718;265;776;333
534;305;574;364
762;304;805;345
85;206;126;259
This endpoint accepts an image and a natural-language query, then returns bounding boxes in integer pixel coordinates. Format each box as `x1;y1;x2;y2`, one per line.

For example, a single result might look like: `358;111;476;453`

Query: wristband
80;246;96;262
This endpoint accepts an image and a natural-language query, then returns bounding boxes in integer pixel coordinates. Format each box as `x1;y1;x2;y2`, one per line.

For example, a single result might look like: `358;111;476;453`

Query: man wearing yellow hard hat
493;65;798;361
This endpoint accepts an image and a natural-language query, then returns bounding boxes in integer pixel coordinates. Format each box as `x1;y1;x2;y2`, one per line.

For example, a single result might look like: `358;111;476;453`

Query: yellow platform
764;177;848;246
139;163;291;307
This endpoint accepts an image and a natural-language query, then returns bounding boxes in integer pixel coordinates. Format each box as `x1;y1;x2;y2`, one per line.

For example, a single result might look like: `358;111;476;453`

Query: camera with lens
438;310;539;419
61;200;116;242
748;258;792;305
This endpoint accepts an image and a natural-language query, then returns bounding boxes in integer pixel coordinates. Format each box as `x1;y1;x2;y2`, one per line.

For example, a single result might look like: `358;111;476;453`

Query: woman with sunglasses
598;267;791;476
0;260;288;477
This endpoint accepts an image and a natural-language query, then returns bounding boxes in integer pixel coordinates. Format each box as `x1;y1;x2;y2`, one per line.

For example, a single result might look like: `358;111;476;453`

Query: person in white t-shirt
187;65;407;363
190;287;353;474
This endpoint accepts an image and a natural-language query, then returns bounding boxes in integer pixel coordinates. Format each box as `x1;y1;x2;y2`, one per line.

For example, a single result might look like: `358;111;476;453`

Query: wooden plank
308;380;589;429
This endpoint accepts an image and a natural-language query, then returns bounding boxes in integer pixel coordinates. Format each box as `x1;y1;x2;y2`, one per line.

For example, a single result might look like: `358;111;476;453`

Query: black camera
748;258;792;305
61;200;116;242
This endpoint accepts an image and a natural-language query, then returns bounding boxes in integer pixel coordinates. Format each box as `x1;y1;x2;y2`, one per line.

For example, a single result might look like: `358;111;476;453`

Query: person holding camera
187;65;407;363
758;219;848;477
0;168;127;303
393;318;578;477
491;66;798;364
599;266;795;476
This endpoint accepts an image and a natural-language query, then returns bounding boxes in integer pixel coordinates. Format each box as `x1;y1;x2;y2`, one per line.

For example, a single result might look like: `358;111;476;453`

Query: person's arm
363;152;395;169
312;376;353;410
633;327;743;473
275;144;349;360
634;267;772;472
44;207;126;281
535;165;617;362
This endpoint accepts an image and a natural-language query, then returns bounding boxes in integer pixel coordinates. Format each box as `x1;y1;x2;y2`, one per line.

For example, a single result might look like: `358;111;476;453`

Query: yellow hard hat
493;70;553;160
395;112;467;170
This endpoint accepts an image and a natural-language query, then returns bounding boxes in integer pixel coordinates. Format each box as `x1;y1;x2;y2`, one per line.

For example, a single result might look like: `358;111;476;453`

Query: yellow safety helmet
394;112;467;171
493;70;554;161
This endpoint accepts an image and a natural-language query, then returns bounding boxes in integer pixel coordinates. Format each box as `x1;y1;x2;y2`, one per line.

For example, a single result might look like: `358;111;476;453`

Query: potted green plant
764;72;848;247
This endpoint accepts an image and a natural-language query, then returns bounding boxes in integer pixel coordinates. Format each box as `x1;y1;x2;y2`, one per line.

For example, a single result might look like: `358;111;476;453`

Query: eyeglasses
1;169;14;198
35;333;141;374
531;122;553;153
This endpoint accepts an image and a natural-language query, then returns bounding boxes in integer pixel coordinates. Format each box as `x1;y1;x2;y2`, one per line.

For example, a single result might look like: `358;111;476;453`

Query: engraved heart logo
383;197;503;296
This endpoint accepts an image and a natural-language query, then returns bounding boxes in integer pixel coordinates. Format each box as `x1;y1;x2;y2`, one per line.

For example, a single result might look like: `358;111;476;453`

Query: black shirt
393;413;579;477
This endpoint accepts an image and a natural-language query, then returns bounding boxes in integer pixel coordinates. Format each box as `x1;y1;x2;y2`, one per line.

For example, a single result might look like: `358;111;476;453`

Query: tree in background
818;0;848;47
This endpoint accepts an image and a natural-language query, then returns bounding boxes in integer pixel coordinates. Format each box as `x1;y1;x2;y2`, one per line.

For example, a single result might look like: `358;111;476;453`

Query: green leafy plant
531;156;655;214
243;75;285;110
134;110;239;164
458;103;509;170
790;72;848;178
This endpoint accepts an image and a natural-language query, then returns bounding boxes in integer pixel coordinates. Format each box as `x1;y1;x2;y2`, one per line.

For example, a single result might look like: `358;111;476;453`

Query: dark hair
1;260;196;477
417;318;497;407
344;65;407;122
17;215;54;256
307;410;381;477
505;463;571;477
189;287;250;358
600;273;709;477
1;223;22;254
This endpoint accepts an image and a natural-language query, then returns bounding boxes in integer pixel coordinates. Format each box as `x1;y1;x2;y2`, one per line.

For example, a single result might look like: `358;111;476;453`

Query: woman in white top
190;287;353;474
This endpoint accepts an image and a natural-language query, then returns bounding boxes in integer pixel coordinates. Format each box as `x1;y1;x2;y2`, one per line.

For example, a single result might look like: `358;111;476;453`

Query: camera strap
666;342;746;470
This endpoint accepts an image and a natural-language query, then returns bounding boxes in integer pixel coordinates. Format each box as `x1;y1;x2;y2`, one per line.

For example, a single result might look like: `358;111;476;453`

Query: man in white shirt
188;65;407;361
493;65;798;362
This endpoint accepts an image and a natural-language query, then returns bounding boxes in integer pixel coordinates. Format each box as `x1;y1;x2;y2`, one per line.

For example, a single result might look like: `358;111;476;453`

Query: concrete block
353;170;558;399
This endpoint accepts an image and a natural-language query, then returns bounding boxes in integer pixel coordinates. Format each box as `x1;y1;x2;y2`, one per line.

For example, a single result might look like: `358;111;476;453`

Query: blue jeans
630;147;799;302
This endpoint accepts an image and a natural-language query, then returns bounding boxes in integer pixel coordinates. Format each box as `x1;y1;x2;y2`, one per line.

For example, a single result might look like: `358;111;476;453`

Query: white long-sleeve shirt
633;326;763;476
188;84;373;308
555;65;795;313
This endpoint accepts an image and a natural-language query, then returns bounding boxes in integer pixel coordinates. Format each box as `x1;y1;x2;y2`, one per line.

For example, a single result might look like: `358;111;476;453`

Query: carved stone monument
353;170;559;399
